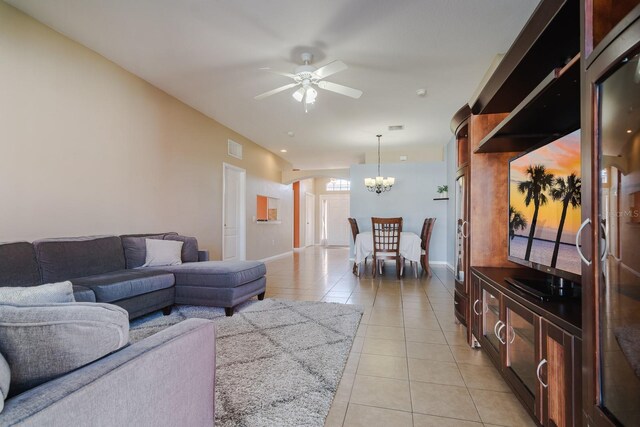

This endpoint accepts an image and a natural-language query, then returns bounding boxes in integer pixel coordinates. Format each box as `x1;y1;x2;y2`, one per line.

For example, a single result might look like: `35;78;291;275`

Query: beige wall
0;2;292;260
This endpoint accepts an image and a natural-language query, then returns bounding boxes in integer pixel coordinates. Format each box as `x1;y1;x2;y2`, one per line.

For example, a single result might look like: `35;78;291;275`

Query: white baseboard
259;251;293;262
293;247;305;253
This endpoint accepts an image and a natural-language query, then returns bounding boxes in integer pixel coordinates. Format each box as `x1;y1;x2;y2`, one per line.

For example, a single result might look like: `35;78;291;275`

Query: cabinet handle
575;218;592;266
536;359;548;388
473;299;481;315
494;320;506;345
461;220;469;238
600;221;609;262
508;325;516;344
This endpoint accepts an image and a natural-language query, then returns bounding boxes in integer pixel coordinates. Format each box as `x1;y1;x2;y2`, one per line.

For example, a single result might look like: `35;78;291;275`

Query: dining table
354;231;422;276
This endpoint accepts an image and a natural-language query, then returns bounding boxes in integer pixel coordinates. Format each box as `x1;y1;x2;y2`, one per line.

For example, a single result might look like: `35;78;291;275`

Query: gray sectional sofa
1;232;267;318
0;232;267;425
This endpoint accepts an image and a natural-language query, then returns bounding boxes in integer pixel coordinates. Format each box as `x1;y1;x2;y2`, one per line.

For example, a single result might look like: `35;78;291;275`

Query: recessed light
627;129;633;134
388;125;404;131
287;131;295;137
416;88;427;97
280;149;287;153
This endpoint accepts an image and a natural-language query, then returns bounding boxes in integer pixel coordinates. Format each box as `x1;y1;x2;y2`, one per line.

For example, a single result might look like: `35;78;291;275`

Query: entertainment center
450;1;640;426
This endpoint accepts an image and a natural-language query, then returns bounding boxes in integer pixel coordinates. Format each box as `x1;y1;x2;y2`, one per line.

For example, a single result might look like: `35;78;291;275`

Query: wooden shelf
475;54;580;154
471;0;580;115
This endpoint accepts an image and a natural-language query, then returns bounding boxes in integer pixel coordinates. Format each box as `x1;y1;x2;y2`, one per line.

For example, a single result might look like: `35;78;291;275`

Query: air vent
227;139;243;159
388;125;404;131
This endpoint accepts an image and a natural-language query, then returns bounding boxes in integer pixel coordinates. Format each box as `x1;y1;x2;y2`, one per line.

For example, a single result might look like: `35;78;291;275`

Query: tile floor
264;246;537;427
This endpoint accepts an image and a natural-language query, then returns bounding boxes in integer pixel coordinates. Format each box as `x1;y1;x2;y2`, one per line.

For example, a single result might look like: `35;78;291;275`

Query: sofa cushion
0;352;9;414
0;281;75;305
72;285;96;303
0;242;41;287
143;239;183;267
0;303;129;397
121;234;166;269
164;235;199;263
71;270;175;303
149;261;266;289
34;236;125;283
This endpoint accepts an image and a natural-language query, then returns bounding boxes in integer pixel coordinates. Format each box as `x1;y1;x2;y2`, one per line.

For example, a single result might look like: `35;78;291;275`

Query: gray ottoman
153;261;267;316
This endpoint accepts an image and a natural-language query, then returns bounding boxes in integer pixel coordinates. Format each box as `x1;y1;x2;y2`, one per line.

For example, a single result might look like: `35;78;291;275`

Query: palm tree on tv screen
549;173;582;267
509;205;528;240
517;164;555;260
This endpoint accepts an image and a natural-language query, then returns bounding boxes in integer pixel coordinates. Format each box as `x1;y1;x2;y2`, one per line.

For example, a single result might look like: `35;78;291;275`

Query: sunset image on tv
509;130;581;275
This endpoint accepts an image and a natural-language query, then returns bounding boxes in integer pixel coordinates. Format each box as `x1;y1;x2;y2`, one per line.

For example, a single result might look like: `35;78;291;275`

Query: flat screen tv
508;129;582;288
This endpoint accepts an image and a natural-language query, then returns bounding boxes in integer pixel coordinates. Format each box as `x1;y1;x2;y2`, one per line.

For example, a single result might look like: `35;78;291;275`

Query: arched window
326;179;350;192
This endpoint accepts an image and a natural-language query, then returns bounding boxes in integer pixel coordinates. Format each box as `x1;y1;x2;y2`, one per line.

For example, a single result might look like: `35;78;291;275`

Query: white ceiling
7;0;539;169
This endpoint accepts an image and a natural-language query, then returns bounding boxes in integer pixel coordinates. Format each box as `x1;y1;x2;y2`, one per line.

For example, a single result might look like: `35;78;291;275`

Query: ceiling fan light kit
365;135;395;194
254;52;362;112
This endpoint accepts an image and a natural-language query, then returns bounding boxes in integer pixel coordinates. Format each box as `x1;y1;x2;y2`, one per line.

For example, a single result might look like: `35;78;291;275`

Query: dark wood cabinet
472;268;582;427
580;5;640;426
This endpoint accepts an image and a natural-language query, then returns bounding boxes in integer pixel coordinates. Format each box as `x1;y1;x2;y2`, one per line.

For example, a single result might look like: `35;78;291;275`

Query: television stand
505;276;578;301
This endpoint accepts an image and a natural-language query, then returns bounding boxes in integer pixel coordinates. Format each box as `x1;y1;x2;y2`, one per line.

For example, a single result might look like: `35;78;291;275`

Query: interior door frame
222;162;246;261
305;192;315;247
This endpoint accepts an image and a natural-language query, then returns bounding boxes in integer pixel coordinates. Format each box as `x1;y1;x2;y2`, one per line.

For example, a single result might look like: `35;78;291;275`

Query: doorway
305;192;315;247
320;194;350;246
222;163;246;261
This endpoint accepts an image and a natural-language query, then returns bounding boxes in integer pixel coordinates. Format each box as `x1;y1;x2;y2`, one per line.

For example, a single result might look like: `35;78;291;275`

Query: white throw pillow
143;239;183;267
0;281;75;305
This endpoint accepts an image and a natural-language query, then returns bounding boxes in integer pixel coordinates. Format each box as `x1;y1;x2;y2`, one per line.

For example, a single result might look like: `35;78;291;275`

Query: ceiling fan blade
317;81;363;99
313;60;347;79
254;83;299;100
259;68;297;79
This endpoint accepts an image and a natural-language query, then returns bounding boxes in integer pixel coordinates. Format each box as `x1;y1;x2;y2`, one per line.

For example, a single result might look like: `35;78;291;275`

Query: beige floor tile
458;364;510;392
406;342;454;362
404;315;441;330
325;399;348;427
408;359;465;386
344;352;360;375
362;337;407;357
350;375;412;411
350;336;364;353
410;382;481;421
413;413;483;426
469;389;537;427
405;328;447;344
402;300;433;311
368;311;404;327
334;373;355;403
343;403;413;427
449;345;492;367
444;329;469;346
357;353;408;380
365;325;405;340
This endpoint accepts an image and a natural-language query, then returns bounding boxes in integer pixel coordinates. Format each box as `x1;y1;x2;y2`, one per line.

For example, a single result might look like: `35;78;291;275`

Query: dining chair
420;217;437;277
348;218;366;276
371;217;403;279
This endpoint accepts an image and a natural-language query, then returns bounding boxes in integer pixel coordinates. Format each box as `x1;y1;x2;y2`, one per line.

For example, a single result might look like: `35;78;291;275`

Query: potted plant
437;185;448;198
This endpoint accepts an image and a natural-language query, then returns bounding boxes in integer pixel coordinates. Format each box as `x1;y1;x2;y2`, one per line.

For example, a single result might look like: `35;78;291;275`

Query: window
326;179;350;192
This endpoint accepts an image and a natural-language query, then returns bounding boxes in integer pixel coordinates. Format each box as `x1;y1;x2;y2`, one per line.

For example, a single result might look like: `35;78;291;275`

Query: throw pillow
0;303;129;397
143;239;183;267
164;235;199;263
0;352;9;413
121;234;166;269
0;281;75;305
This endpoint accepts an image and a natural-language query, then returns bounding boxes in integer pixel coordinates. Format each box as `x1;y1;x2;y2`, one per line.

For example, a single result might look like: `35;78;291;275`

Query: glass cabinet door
455;173;467;288
482;285;502;357
504;297;538;414
597;50;640;426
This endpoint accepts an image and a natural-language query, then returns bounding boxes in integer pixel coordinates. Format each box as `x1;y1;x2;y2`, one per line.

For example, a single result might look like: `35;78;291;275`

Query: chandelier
364;135;395;194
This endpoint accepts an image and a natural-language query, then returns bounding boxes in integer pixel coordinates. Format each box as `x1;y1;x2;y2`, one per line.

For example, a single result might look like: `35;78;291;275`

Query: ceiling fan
254;52;363;112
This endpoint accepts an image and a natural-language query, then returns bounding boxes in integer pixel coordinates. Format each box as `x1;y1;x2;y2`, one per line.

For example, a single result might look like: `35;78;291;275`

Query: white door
222;163;246;260
305;193;315;247
321;194;350;246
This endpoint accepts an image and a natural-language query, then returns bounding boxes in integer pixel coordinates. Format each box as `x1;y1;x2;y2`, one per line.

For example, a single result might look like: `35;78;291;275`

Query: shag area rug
130;299;363;427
